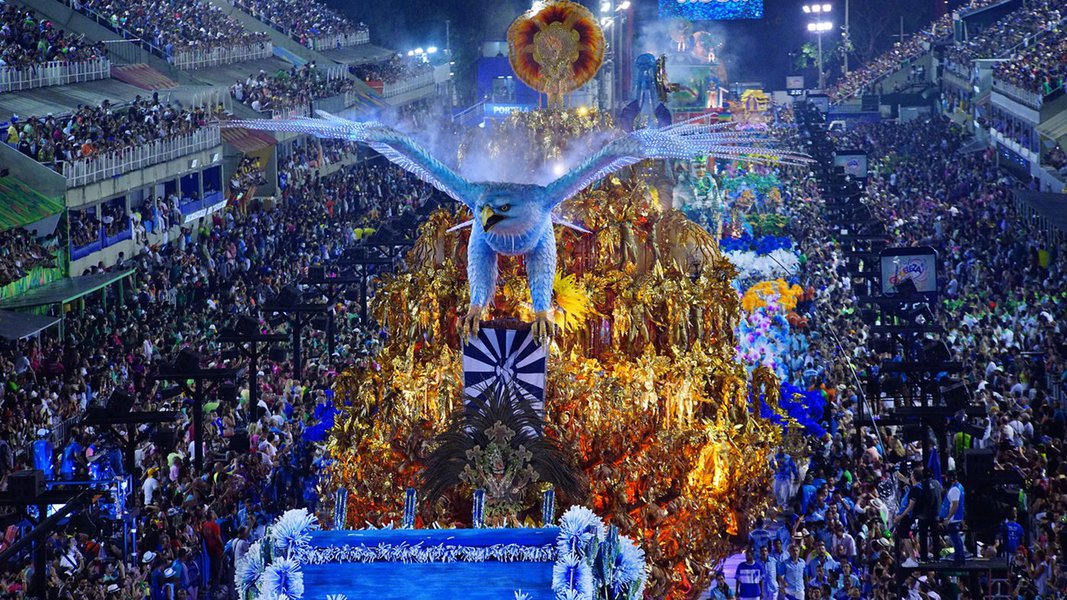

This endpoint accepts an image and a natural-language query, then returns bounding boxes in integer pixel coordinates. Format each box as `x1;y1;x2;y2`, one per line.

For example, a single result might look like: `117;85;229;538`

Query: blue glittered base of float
298;528;560;600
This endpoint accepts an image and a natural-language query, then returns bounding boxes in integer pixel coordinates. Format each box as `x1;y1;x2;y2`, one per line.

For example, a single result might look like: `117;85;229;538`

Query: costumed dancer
692;157;725;238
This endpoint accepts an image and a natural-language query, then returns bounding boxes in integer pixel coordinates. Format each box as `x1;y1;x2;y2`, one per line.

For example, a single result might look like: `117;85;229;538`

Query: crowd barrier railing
0;58;111;93
991;77;1047;109
71;0;270;70
71;2;169;57
308;30;370;51
1047;374;1067;410
380;72;434;98
169;41;273;70
264;104;311;120
231;4;369;51
51;416;81;450
61;128;221;189
313;94;348;114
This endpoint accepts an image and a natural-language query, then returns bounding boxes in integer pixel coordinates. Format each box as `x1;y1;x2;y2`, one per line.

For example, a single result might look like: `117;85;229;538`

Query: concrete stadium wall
0;143;66;199
65;146;223;208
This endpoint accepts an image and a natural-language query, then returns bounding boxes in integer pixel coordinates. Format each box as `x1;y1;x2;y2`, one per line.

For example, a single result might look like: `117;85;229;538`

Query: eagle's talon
531;311;555;345
462;305;486;340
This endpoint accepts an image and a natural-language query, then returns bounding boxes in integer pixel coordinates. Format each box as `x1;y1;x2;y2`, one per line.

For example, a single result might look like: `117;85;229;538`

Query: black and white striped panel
462;326;546;412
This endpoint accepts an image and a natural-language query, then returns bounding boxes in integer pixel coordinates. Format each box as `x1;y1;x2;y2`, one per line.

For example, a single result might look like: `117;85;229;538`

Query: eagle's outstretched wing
222;111;476;208
542;117;811;209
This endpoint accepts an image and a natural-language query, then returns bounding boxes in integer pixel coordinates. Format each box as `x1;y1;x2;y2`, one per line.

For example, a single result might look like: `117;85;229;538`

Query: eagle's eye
499;204;511;212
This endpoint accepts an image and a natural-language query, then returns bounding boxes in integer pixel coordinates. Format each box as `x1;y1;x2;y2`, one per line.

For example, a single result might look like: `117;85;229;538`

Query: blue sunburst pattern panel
462;326;547;412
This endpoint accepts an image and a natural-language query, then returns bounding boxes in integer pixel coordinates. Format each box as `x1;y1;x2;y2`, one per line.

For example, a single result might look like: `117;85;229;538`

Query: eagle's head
474;183;545;238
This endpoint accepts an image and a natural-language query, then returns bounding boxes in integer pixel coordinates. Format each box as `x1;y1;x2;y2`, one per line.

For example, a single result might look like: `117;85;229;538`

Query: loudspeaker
311;316;330;332
940;381;972;410
963;449;994;479
175;348;202;372
268;346;287;363
276;285;302;308
901;424;925;443
229;429;250;453
151;428;177;453
217;382;237;404
236;315;260;337
922;341;950;363
106;390;136;414
8;470;43;497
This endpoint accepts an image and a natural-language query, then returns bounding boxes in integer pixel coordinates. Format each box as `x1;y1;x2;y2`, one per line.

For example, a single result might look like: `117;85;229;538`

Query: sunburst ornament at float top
507;1;605;108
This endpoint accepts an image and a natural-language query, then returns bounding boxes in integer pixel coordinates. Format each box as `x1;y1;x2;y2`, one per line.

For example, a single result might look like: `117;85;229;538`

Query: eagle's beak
480;205;506;231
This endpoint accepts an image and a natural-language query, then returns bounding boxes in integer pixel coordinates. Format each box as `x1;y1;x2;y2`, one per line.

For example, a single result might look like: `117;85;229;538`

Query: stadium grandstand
0;1;1065;600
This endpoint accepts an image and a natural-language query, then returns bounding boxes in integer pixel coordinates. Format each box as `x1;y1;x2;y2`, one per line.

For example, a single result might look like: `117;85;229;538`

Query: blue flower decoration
235;540;265;594
553;553;594;600
270;508;319;557
557;506;606;559
260;557;304;600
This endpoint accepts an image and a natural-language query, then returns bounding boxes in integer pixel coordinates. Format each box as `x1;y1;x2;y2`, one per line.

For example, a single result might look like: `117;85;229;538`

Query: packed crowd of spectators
0;5;106;71
3;95;221;174
78;0;268;57
827;0;1008;101
277;139;360;183
993;29;1067;97
1046;145;1067;175
944;0;1063;71
990;105;1040;153
351;55;431;85
0;153;432;599
68;202;130;249
740;114;1067;600
228;156;266;201
0;228;56;286
829;36;933;101
69;208;103;249
230;64;354;115
231;0;367;49
101;202;129;239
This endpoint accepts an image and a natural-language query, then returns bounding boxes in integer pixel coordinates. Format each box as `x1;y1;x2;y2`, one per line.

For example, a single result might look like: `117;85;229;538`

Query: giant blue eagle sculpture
223;111;808;342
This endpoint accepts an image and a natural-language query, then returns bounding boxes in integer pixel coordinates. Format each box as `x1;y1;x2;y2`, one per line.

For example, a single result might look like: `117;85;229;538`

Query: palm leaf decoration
422;383;585;515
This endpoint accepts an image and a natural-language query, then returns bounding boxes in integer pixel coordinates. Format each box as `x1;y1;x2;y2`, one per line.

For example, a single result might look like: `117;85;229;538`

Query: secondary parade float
225;3;820;599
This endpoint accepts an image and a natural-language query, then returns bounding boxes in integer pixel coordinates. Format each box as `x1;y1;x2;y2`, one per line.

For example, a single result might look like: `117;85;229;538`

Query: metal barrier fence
101;39;145;65
0;58;111;93
992;78;1044;108
61;128;221;188
313;93;348;114
71;0;270;70
1050;374;1067;410
381;72;434;98
72;1;169;57
190;89;233;114
51;416;80;449
263;103;311;120
308;30;370;51
170;41;272;70
452;100;486;126
992;77;1064;110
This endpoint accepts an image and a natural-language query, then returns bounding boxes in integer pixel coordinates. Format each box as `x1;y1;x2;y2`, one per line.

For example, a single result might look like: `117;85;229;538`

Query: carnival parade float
225;3;820;599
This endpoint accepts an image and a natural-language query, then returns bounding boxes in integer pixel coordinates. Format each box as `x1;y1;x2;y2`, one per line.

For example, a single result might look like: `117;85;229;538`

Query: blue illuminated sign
659;0;764;20
483;103;533;117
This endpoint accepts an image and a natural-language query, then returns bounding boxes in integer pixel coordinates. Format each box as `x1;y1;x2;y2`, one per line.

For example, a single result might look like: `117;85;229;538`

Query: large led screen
660;0;764;20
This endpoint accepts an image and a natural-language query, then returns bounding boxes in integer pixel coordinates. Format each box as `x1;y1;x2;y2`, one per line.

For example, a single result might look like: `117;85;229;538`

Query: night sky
323;0;945;103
